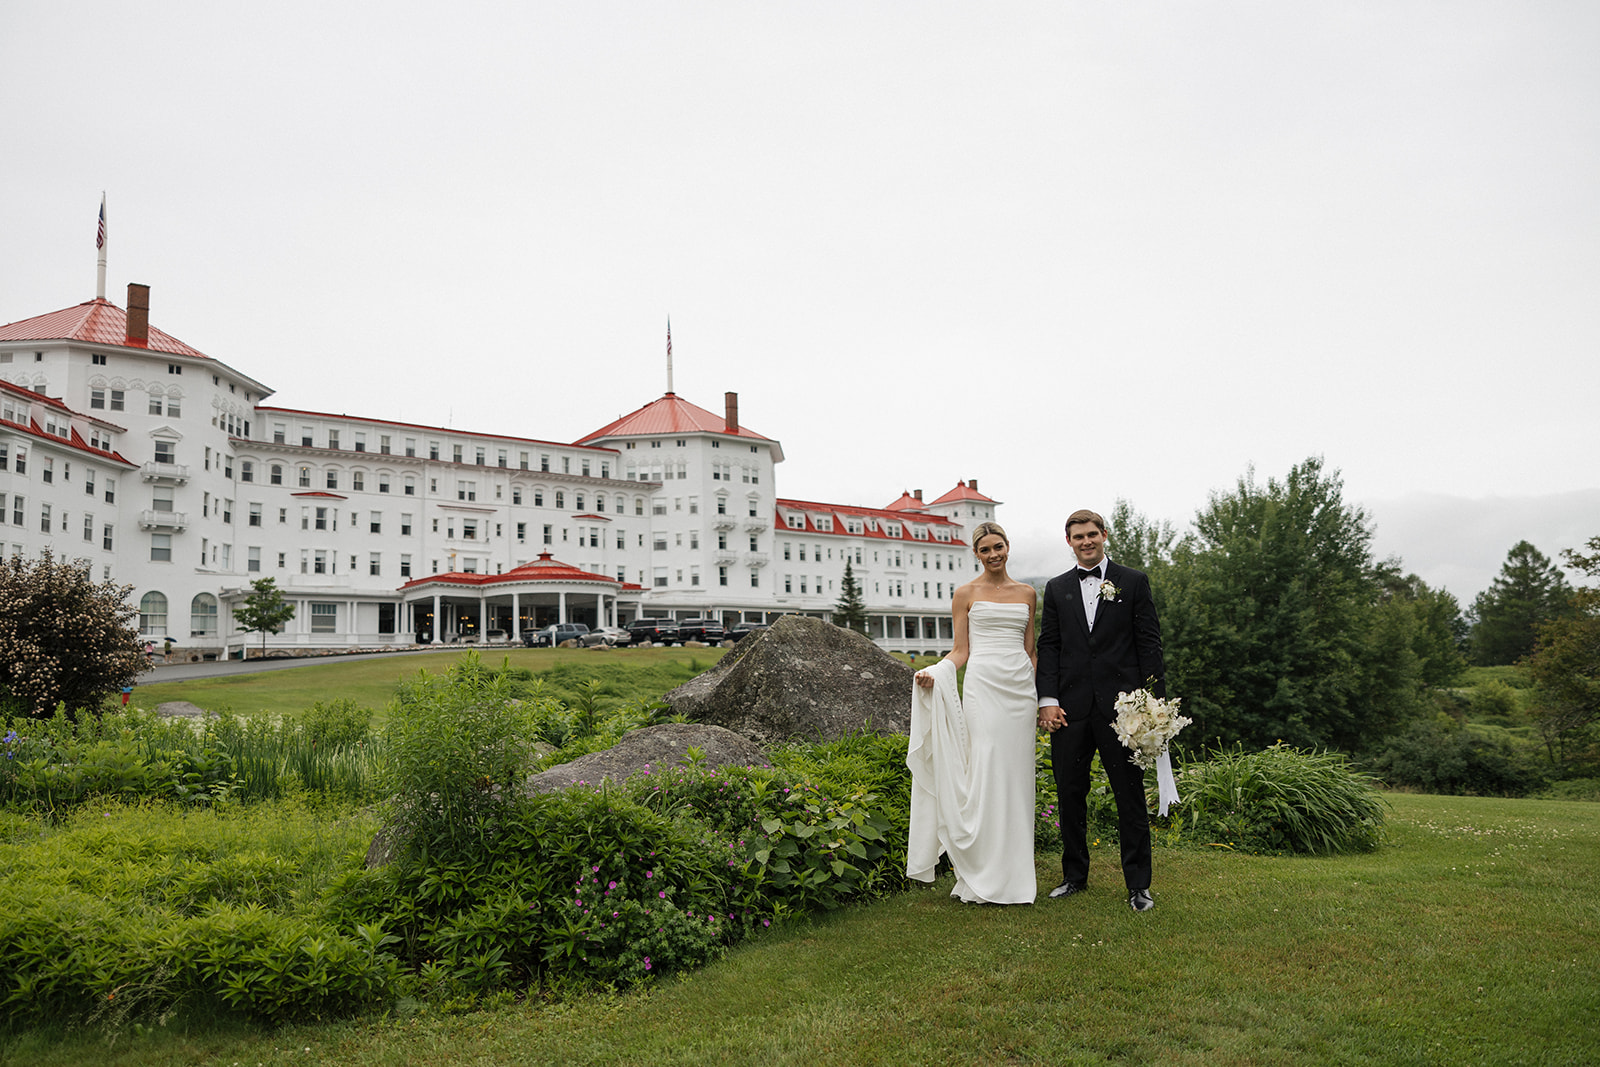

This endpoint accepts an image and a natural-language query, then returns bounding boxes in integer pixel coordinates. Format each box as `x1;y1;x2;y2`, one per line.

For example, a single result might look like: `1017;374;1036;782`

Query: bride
906;521;1039;904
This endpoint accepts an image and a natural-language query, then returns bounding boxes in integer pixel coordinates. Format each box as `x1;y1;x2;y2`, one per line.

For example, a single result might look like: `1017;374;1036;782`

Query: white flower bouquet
1112;687;1192;771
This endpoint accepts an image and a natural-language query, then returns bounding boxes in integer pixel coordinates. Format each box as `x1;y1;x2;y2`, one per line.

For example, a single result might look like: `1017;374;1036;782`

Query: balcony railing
744;552;769;567
140;461;191;483
138;509;188;531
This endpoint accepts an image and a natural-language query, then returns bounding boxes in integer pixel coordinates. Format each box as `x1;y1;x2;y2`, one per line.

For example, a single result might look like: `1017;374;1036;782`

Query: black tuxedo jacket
1035;558;1166;722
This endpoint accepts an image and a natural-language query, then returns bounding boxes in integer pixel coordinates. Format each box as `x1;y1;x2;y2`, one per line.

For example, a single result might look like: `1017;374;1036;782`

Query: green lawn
131;646;727;721
8;793;1596;1066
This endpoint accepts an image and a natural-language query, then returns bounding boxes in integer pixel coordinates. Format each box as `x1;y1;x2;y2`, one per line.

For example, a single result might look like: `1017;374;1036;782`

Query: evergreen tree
1470;541;1573;665
834;561;869;634
1526;536;1600;770
0;549;147;718
234;577;297;657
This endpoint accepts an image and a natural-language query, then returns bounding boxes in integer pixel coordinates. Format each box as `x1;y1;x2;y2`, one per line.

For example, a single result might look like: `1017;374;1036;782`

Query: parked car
675;617;726;643
625;619;680;645
727;624;769;643
523;622;590;648
581;626;631;647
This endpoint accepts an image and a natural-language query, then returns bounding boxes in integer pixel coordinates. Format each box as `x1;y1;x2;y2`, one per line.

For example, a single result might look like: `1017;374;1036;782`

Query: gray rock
662;614;913;745
522;722;769;794
156;701;208;719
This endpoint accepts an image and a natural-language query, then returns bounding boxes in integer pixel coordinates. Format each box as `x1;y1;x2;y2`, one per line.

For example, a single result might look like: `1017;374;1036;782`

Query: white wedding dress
906;601;1038;904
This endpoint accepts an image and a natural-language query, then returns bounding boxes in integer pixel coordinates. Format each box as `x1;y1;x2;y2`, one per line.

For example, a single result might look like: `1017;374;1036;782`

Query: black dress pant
1050;713;1152;891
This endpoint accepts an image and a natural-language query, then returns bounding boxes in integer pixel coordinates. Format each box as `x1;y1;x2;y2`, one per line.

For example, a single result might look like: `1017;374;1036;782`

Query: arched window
555;491;565;509
190;593;218;636
270;463;283;485
139;591;168;636
595;494;606;513
575;492;585;511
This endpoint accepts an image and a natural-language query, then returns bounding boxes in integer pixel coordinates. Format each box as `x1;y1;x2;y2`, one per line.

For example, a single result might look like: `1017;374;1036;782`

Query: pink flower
645;870;653;878
658;890;667;898
608;881;617;890
643;957;652;971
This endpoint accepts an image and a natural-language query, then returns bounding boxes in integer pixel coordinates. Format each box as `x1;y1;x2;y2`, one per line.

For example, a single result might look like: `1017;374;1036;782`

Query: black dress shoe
1128;888;1154;912
1048;881;1086;899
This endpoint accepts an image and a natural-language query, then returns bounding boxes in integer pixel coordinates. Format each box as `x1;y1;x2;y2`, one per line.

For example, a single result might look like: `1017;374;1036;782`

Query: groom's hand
1037;705;1066;732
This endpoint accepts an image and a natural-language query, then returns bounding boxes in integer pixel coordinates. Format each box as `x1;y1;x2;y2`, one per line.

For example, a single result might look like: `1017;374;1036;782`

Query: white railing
137;509;188;531
140;461;191;483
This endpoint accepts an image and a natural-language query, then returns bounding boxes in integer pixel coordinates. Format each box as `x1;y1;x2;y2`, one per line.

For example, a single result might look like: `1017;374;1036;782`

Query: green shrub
1469;679;1523;724
0;800;391;1028
1366;717;1548;797
1174;743;1387;854
1535;776;1600;801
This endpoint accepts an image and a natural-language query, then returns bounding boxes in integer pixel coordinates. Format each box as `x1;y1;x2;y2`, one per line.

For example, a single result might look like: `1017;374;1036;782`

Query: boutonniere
1098;580;1121;602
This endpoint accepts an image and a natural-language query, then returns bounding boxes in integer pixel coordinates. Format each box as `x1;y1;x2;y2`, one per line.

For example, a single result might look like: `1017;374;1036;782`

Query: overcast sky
3;1;1596;601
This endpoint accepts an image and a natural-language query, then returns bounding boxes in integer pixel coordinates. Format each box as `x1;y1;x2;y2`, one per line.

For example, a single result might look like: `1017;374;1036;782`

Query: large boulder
662;614;914;745
521;722;769;795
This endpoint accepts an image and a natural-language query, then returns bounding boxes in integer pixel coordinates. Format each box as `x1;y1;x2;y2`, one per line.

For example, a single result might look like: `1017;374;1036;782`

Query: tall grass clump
1174;743;1387;854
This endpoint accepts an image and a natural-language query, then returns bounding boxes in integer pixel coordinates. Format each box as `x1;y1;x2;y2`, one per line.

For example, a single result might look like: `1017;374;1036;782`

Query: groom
1036;509;1167;912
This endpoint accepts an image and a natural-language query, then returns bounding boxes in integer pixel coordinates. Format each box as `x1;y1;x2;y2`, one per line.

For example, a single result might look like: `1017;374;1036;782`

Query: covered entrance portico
400;553;642;644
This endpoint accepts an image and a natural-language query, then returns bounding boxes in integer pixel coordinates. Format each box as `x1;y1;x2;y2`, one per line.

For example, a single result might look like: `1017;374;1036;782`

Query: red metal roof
0;380;137;467
774;497;963;543
0;299;208;358
927;480;997;505
399;553;622;591
576;393;774;446
883;491;925;512
256;405;618;454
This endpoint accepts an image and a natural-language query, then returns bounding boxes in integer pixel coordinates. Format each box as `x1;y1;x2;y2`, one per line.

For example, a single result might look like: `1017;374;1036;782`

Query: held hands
1037;706;1066;733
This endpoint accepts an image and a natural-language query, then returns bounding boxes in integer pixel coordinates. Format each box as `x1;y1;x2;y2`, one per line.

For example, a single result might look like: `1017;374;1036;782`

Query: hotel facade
1;283;998;659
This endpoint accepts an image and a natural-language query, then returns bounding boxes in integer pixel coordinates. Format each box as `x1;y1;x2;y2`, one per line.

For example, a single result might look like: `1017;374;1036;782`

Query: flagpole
95;193;107;300
666;316;674;395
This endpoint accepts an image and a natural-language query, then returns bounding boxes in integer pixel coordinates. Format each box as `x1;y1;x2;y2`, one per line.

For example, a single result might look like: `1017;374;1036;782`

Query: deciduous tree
1526;536;1599;770
234;577;296;657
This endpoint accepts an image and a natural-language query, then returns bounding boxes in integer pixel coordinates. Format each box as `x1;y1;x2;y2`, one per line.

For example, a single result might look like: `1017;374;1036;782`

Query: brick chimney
724;391;739;433
968;479;978;492
913;489;922;501
125;283;150;347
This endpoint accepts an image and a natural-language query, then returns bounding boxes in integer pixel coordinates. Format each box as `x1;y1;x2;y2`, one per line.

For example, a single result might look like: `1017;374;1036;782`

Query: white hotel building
0;284;998;659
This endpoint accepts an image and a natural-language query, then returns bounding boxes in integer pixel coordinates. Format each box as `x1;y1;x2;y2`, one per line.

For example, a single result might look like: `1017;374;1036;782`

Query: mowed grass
9;793;1596;1066
130;646;727;722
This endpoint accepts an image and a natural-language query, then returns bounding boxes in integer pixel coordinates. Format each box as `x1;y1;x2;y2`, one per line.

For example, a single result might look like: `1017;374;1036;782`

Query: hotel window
370;512;382;533
248;546;261;572
310;603;337;633
82;513;93;541
400;513;412;535
270;464;283;485
405;437;416;457
750;569;760;588
516;522;526;541
404;475;416;496
428;441;439;460
103;525;115;551
139;591;168;633
512;487;523;504
150;533;172;562
749;535;759;552
369;553;381;576
555;491;565;509
533;489;544;506
104;477;115;504
576;492;585;510
297;466;311;487
153;441;176;464
784;575;792;593
636;498;645;516
462;520;478;541
222;499;232;523
653;533;668;551
90;388;105;409
378;473;390;493
562;457;570;473
314;550;328;574
519;451;529;470
315;507;329;531
300;426;313;447
452;444;463;463
239;460;253;482
379;434;390;454
326;470;338;490
719;566;728;586
41;457;53;484
109;390;124;411
458;481;476;501
652;501;667;516
400;554;412;577
497;449;507;468
354;432;365;452
327;430;340;450
352;471;364;491
653;567;667;588
540;454;550;472
543;524;553;545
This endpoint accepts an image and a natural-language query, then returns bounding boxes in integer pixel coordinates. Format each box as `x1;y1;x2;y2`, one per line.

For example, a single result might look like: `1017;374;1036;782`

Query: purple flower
643;957;652;971
658;890;667;898
608;881;617;890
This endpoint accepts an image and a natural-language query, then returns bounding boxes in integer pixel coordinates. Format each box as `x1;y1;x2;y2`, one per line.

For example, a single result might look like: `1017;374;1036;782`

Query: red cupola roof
577;392;779;454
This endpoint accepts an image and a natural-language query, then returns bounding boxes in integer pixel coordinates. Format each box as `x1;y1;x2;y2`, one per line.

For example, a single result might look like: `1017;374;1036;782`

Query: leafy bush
0;800;393;1028
1469;679;1523;724
1174;743;1387;853
0;550;147;718
1366;717;1549;797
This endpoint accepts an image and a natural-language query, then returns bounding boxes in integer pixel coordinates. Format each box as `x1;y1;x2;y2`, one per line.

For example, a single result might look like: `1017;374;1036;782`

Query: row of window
137;590;352;637
267;424;610;477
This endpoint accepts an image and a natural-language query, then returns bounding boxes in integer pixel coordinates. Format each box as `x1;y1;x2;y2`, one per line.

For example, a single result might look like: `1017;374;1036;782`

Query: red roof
399;553;622;591
883;491;925;512
577;393;776;449
927;480;997;506
0;298;208;358
257;405;617;454
0;379;136;467
775;496;963;543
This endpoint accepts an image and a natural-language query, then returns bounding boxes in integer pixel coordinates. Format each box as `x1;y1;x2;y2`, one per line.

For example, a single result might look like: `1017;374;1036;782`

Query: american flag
666;318;672;358
96;198;106;250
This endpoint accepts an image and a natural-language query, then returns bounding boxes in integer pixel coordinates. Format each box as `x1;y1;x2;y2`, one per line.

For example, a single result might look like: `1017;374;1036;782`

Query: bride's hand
915;671;934;688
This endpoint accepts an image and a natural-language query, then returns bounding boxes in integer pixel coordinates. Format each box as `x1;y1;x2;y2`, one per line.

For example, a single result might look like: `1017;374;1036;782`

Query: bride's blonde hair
970;521;1008;550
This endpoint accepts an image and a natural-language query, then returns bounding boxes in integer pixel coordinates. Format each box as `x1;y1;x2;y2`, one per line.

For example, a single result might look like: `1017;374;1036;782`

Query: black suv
675;617;726;643
523;622;590;648
626;619;681;645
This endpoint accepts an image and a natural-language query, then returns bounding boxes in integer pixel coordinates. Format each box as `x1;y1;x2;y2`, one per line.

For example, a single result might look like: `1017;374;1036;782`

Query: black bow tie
1077;567;1102;582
